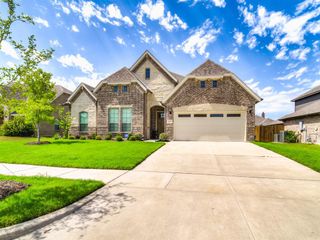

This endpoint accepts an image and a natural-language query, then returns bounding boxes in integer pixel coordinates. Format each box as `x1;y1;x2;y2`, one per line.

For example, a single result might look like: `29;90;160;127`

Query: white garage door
174;111;246;141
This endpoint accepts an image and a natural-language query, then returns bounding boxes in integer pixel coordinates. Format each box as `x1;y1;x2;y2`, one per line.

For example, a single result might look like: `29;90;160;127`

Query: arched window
79;112;88;132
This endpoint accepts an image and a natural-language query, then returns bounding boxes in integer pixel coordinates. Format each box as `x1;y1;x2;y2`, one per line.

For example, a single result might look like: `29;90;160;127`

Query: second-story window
212;80;218;88
113;85;118;93
145;68;150;80
122;85;128;92
200;80;206;88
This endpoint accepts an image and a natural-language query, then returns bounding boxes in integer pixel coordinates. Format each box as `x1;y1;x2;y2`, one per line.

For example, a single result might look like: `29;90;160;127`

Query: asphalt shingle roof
188;59;232;76
279;100;320;120
292;84;320;102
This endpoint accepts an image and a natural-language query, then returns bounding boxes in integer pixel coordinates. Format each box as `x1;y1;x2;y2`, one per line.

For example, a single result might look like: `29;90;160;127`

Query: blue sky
1;0;320;119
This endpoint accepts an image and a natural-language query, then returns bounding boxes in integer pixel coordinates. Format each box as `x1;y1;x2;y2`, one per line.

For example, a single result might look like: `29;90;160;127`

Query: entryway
150;105;165;139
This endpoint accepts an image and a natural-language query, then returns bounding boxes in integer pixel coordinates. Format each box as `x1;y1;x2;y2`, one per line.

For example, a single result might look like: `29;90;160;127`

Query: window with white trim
121;108;132;132
108;108;119;132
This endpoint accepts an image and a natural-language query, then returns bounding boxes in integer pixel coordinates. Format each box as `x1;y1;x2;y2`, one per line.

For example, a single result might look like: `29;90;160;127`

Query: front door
156;111;165;138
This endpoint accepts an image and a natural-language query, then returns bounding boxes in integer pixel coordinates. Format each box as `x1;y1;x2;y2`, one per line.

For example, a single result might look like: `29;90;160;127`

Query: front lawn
254;142;320;172
0;174;103;228
0;137;164;169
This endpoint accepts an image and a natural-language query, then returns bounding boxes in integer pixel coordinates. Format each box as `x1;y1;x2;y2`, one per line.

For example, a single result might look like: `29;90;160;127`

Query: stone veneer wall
164;76;257;141
95;82;146;136
70;91;96;136
284;114;320;143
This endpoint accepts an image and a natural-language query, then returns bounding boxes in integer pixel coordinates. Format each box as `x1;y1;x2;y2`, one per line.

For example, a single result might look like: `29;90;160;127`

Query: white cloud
220;48;239;63
0;40;19;59
52;0;71;14
246;79;303;116
33;17;49;28
233;30;244;45
276;67;308;80
137;0;187;31
289;47;311;60
71;25;79;32
266;43;276;51
296;0;320;14
138;31;161;44
308;20;320;33
115;36;126;45
57;1;133;27
176;19;220;58
49;39;62;47
246;35;257;49
275;47;288;60
57;54;94;74
179;0;226;8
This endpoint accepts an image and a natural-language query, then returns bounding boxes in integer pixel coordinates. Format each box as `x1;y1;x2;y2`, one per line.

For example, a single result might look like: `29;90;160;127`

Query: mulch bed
0;181;29;200
25;141;51;145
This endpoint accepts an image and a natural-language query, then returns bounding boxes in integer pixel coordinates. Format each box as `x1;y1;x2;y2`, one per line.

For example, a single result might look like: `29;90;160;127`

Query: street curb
0;185;107;240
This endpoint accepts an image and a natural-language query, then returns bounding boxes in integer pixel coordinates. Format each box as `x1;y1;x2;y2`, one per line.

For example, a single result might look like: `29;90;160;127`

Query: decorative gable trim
130;50;178;84
67;83;97;104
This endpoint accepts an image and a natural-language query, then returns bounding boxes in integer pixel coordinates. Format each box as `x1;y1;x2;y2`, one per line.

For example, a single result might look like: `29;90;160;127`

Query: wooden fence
255;124;284;142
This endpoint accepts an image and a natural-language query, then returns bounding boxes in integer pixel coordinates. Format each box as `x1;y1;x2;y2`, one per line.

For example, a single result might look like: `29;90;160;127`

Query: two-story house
67;51;261;141
280;85;320;143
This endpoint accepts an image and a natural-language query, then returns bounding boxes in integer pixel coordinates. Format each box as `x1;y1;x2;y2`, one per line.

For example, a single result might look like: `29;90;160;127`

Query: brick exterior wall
284;114;320;143
70;91;97;136
95;82;146;136
164;77;257;141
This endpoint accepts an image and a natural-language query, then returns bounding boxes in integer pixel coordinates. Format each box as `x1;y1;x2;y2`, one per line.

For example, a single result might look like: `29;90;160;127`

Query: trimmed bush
68;135;75;140
128;135;136;141
75;135;80;139
2;117;34;137
159;133;169;142
115;134;123;142
80;136;86;140
53;133;60;140
96;135;102;140
91;133;96;140
284;131;299;143
135;133;143;141
105;133;112;140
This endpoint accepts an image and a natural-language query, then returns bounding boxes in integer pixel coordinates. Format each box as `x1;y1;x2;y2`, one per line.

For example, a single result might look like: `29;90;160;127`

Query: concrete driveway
20;142;320;240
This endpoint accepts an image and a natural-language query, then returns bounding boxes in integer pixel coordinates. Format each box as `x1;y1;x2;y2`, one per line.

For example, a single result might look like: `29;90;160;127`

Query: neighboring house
280;85;320;143
68;50;261;141
255;113;283;142
1;85;72;136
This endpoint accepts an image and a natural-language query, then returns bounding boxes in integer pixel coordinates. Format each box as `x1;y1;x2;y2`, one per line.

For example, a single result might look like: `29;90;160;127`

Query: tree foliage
57;107;73;139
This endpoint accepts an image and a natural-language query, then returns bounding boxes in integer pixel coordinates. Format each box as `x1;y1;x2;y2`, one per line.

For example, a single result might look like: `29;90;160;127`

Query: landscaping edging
0;185;106;240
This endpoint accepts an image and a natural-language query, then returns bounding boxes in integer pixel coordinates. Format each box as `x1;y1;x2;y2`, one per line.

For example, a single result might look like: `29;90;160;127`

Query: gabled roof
130;50;179;84
67;82;96;103
255;115;283;126
291;84;320;102
54;85;72;96
163;60;262;104
170;71;184;82
94;67;150;93
188;59;231;76
279;99;320;120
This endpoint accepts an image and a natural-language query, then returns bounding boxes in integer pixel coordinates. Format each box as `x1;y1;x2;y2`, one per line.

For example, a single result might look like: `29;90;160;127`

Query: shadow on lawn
28;184;135;239
51;140;86;145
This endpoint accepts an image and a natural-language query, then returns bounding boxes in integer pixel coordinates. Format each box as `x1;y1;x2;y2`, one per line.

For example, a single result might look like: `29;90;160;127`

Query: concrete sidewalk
0;163;127;183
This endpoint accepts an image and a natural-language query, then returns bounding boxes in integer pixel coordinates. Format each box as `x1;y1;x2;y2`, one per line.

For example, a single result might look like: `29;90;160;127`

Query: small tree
17;69;55;143
57;107;73;139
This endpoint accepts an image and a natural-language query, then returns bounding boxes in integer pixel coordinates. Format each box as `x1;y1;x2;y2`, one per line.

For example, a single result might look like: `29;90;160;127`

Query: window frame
121;108;132;132
212;80;218;88
108;108;120;132
145;68;151;80
122;85;128;93
200;80;206;88
54;119;60;131
227;113;241;117
178;114;191;118
194;114;207;118
113;85;118;93
79;111;88;132
210;113;223;118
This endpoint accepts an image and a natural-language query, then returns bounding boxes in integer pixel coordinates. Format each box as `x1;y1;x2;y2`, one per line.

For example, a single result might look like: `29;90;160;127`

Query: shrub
80;136;86;140
68;135;75;140
128;135;136;141
284;131;299;143
2;117;34;137
159;133;169;142
96;135;102;140
105;133;112;140
127;133;133;139
53;133;60;140
91;133;96;140
75;135;80;139
115;134;123;142
135;133;143;141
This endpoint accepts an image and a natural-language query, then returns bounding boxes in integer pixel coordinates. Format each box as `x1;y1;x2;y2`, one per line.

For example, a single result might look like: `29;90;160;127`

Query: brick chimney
261;112;265;118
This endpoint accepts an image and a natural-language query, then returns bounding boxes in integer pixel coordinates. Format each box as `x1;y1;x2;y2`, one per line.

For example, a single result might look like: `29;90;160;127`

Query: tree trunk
37;123;40;144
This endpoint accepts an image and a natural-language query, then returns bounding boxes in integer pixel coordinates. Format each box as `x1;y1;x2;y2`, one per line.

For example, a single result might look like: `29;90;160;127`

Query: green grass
0;174;103;228
253;142;320;172
0;137;164;169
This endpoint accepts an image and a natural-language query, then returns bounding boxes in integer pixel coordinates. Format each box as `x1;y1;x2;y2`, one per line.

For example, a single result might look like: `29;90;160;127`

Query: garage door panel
174;112;246;141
